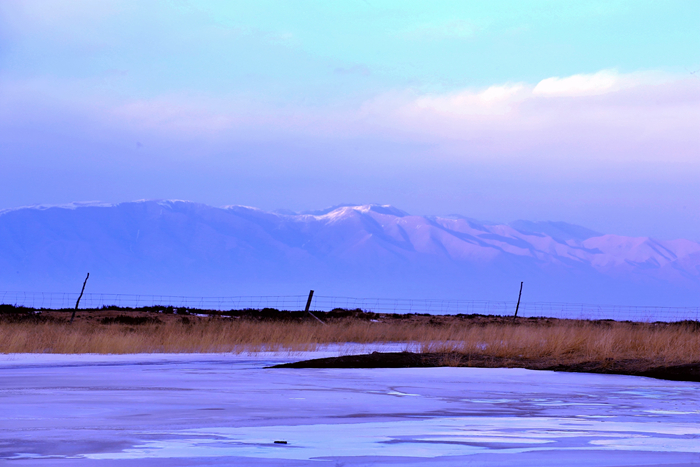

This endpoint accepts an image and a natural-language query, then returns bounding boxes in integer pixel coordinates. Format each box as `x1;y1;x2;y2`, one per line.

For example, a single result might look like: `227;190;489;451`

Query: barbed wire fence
1;291;699;322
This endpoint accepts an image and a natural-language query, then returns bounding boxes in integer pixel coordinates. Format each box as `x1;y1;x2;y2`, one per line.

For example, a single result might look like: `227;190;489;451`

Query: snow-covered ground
1;347;699;466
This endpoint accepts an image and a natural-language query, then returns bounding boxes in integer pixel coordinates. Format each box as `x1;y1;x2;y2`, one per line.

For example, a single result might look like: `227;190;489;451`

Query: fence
1;291;699;322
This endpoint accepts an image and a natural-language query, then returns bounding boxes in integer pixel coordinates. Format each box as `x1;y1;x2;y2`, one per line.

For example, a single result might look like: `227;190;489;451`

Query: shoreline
271;351;700;383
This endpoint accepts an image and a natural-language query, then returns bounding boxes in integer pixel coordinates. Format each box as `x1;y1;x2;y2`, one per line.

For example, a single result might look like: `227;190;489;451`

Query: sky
1;0;699;240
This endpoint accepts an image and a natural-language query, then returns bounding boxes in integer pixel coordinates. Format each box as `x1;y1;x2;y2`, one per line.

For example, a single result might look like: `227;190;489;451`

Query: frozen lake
1;349;699;466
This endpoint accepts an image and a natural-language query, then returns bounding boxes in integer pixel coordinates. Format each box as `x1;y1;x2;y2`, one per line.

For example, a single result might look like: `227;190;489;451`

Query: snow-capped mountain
1;200;698;305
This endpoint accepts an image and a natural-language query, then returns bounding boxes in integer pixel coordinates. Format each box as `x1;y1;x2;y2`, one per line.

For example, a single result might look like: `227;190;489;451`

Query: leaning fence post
70;273;90;324
304;290;325;325
513;281;523;323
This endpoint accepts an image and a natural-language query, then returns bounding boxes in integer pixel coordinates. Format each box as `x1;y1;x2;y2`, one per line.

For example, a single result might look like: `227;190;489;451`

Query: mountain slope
0;200;698;305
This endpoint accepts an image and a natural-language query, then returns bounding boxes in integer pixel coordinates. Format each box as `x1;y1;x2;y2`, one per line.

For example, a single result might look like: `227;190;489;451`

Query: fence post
70;273;90;324
513;281;523;323
305;290;325;325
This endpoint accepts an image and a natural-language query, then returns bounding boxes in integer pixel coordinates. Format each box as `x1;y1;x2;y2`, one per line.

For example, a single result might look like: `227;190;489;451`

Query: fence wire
2;291;698;322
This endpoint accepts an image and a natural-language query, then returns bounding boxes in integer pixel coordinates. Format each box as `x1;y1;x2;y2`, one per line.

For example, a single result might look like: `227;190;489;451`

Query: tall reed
1;318;698;365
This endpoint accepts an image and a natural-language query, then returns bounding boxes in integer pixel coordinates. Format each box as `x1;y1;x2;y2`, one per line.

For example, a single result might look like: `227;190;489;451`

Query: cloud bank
4;69;697;160
358;70;699;165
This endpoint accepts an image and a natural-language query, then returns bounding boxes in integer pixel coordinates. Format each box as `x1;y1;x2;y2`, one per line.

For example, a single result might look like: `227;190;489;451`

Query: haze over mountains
1;200;698;306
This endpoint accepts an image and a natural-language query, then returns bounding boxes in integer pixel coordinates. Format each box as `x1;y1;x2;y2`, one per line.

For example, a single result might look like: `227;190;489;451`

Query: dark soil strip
270;352;700;383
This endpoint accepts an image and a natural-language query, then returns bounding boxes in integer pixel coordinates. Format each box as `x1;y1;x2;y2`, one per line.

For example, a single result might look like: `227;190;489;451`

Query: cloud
353;70;700;164
390;70;674;116
2;68;698;169
533;70;620;96
411;84;527;115
531;69;668;97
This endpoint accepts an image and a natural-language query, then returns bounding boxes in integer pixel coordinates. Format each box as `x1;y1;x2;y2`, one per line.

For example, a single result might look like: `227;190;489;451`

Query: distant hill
1;200;698;306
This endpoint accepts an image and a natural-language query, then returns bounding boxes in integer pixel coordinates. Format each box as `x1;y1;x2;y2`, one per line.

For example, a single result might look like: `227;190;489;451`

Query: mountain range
1;200;698;306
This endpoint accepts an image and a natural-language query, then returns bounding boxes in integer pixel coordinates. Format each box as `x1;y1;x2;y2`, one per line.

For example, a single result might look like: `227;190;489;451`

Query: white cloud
2;67;697;167
531;69;673;97
412;84;527;116
352;70;700;164
533;70;621;97
375;70;673;122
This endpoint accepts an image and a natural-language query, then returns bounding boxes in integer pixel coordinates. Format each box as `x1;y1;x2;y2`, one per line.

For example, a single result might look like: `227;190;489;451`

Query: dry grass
418;321;700;367
1;311;699;368
0;319;443;354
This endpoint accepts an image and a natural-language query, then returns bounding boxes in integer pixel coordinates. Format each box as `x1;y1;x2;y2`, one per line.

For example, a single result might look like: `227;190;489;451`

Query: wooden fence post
513;281;523;323
70;273;90;324
305;290;325;325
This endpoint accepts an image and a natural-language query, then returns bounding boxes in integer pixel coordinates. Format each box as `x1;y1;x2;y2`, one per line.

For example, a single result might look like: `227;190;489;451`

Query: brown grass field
2;307;699;372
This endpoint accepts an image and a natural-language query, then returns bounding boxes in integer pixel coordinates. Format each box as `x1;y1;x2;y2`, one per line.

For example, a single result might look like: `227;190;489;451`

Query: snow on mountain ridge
0;201;116;216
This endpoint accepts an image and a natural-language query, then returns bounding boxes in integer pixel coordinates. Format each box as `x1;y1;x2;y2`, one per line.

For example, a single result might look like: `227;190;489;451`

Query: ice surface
1;349;699;466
